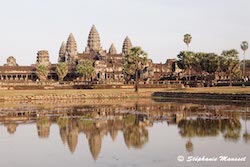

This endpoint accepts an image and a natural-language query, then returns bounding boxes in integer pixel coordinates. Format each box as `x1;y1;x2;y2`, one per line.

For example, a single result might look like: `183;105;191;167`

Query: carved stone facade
57;25;178;82
122;36;132;55
5;56;18;67
36;50;50;66
86;25;102;52
58;41;66;62
0;25;179;83
108;43;117;54
66;33;78;64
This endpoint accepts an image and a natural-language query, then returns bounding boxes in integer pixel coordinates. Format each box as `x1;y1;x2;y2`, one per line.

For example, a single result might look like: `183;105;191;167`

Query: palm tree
56;62;68;81
76;60;95;81
36;64;49;82
220;49;240;86
183;34;192;51
241;41;248;80
123;46;148;92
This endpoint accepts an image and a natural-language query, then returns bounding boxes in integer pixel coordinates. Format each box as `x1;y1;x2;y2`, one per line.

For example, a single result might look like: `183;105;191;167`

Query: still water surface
0;98;249;167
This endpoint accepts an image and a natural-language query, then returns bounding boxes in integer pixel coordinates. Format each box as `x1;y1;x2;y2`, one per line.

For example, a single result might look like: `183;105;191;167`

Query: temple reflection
4;123;18;134
0;100;249;160
37;116;51;138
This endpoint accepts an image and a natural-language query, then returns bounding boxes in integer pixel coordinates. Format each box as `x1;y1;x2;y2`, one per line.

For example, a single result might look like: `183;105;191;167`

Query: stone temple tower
108;43;117;54
58;41;66;62
85;25;102;53
36;50;50;66
5;56;18;66
66;33;78;64
122;36;132;55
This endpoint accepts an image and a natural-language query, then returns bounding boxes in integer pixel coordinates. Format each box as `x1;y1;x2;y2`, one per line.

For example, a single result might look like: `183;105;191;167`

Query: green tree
177;51;195;83
56;62;68;81
184;34;192;51
220;49;240;86
200;53;219;86
123;46;148;92
76;60;95;81
36;64;49;82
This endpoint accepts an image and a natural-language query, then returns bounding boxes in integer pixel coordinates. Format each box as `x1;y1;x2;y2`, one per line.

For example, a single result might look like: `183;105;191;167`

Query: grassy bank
0;87;249;101
0;88;167;101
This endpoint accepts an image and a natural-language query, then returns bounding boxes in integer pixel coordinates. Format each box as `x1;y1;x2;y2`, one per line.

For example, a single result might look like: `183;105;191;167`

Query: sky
0;0;249;65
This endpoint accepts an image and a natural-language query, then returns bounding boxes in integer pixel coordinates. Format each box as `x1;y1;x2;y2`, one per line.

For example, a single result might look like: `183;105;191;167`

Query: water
0;98;249;167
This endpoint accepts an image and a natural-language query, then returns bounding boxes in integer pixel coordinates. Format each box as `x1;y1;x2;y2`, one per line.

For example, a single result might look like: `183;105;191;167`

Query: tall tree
183;34;192;51
56;62;68;81
200;53;219;86
123;46;148;92
241;41;248;79
177;51;195;84
220;49;240;86
36;64;49;82
76;60;95;81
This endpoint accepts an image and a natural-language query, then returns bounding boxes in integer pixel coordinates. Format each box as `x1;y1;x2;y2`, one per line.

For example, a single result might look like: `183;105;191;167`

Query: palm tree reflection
178;111;241;152
185;139;193;152
243;108;250;143
4;123;18;134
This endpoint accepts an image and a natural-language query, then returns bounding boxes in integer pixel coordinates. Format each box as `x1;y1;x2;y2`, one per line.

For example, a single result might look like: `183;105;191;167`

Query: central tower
86;25;102;52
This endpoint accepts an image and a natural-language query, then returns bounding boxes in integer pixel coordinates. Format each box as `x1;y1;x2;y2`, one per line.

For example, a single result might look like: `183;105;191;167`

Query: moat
0;98;249;167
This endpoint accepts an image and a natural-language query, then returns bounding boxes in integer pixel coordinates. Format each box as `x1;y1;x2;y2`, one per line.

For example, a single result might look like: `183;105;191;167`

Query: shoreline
152;92;250;101
152;87;250;101
0;88;163;101
0;87;250;102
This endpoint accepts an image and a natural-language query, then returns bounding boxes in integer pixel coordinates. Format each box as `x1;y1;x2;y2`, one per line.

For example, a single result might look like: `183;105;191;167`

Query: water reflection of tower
87;120;108;160
4;123;18;134
37;116;51;138
67;119;79;153
57;117;79;153
88;132;102;160
57;117;68;145
107;119;119;141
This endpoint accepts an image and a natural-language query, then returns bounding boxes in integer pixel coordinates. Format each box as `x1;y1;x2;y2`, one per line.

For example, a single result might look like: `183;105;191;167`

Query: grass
0;88;166;97
0;86;249;98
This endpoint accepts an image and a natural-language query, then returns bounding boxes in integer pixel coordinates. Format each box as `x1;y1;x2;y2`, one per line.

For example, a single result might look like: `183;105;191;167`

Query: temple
0;25;178;85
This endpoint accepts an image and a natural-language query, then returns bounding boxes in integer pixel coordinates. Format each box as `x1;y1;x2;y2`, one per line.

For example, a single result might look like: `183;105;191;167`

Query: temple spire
66;33;77;63
108;43;117;54
58;41;66;62
122;36;132;55
87;25;101;52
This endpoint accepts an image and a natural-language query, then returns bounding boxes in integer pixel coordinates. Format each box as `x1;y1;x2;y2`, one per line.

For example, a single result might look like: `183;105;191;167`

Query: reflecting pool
0;98;249;167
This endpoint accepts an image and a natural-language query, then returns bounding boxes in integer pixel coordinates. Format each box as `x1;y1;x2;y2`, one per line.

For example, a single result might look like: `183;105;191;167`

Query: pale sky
0;0;249;65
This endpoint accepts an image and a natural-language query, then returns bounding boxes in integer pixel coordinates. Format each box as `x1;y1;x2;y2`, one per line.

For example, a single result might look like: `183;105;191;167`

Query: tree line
36;60;95;83
177;49;240;86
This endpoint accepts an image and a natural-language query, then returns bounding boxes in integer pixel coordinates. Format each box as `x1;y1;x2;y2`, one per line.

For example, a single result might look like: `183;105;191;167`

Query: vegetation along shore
0;87;250;101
